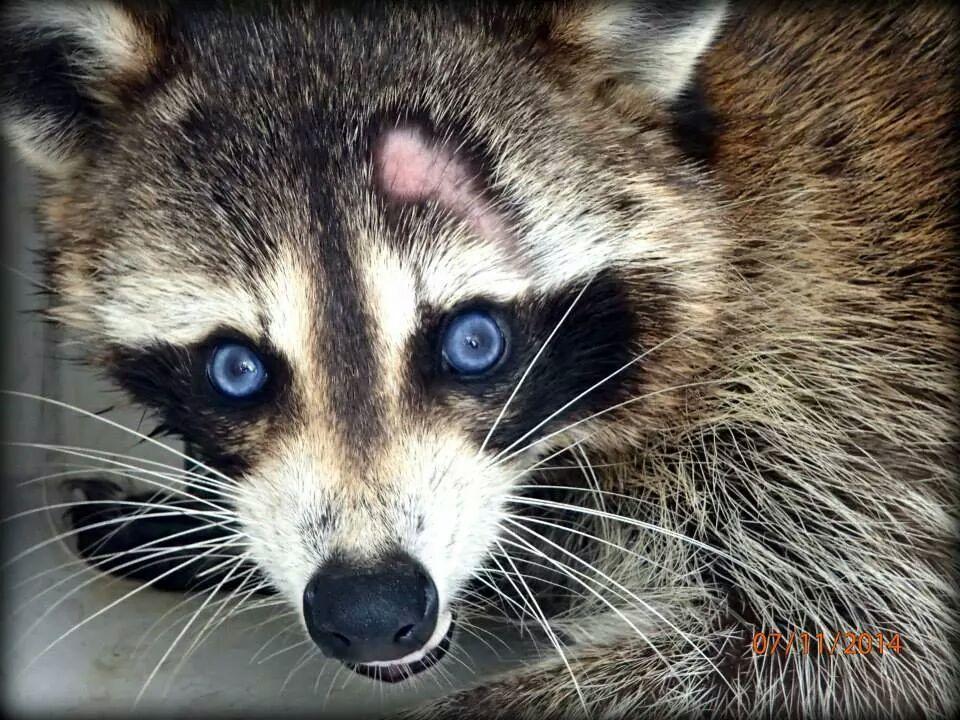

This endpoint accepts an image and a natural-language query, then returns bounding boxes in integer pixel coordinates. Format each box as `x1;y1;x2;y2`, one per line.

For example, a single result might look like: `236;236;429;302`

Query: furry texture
2;1;958;718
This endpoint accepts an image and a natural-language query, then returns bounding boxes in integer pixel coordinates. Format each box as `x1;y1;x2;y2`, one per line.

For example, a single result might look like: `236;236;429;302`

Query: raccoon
2;0;958;718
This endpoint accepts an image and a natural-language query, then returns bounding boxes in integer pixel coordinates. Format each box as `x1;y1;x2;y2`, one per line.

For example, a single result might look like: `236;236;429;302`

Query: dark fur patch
106;328;296;473
669;74;719;165
67;479;272;594
407;269;673;453
0;24;102;157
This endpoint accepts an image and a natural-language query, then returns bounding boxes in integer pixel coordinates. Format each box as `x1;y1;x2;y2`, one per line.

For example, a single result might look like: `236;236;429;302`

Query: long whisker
136;553;252;704
9;501;241;601
496;526;679;681
14;464;145;489
9;509;238;597
251;620;304;665
321;662;348;709
503;495;741;568
12;535;246;607
8;442;239;501
497;436;590;484
454;618;510;659
450;590;502;619
280;647;320;694
501;518;734;694
4;456;260;605
14;533;246;647
481;565;590;601
229;602;295;638
466;569;538;629
438;640;477;676
16;450;235;495
487;321;710;464
494;376;743;466
511;484;671;510
529;461;627;472
431;650;461;691
502;513;682;581
12;545;151;594
2;391;238;488
479;274;594;455
17;541;229;678
4;503;245;570
574;445;610;538
134;556;257;663
3;498;233;526
493;539;588;715
171;569;268;676
482;554;541;639
135;587;219;658
255;637;312;666
452;586;541;659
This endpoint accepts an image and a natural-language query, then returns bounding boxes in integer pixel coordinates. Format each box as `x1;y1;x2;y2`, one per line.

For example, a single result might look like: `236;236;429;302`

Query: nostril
329;631;351;649
394;624;416;643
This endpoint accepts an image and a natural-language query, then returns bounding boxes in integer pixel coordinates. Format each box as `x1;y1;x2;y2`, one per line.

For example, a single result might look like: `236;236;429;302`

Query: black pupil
233;359;256;376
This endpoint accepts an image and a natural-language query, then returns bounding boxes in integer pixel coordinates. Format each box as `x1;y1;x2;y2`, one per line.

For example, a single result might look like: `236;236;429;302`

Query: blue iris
442;310;505;376
207;343;268;399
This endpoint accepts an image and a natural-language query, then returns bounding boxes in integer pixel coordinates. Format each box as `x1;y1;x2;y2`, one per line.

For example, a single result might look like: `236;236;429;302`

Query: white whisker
494;376;743;466
14;534;246;648
136;553;251;704
479;274;594;455
503;495;740;567
171;569;268;676
488;322;711;464
4;504;246;570
3;498;233;526
256;637;312;666
2;391;239;488
501;518;734;694
280;647;320;694
250;619;304;665
17;542;229;678
493;539;588;715
8;441;239;502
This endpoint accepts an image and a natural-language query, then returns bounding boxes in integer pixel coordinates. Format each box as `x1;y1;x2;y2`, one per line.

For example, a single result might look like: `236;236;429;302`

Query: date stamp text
751;631;903;656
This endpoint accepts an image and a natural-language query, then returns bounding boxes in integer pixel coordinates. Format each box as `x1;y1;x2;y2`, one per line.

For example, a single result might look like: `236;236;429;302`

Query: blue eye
207;343;268;399
441;310;506;376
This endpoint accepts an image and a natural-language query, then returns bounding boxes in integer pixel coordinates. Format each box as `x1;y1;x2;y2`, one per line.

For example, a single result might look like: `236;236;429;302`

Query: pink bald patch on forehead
373;126;509;242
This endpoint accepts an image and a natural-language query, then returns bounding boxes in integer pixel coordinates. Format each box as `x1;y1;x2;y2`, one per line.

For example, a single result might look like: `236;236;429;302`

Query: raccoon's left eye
441;310;506;376
207;343;269;399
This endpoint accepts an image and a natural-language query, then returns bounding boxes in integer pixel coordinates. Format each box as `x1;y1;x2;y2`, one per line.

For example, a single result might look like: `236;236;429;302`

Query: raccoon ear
0;1;164;177
548;0;727;103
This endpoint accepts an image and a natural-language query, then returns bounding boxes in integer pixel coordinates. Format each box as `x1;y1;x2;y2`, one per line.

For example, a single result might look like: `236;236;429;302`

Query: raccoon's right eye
441;310;506;377
206;343;269;399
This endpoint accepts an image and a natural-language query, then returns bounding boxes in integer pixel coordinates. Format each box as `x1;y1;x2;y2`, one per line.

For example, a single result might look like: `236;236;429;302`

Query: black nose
302;555;438;664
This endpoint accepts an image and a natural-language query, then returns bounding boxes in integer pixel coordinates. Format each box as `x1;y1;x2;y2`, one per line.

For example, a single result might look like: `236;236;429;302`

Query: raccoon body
2;1;957;718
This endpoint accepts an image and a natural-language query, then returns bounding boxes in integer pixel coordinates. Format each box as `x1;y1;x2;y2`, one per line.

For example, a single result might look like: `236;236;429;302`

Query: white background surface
1;148;523;717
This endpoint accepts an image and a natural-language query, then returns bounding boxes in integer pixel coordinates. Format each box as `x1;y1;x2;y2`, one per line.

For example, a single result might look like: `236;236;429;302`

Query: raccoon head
2;0;727;679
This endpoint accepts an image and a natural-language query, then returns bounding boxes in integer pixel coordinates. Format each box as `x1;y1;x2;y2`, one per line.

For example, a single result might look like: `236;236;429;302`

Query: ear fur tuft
1;1;161;176
554;0;727;102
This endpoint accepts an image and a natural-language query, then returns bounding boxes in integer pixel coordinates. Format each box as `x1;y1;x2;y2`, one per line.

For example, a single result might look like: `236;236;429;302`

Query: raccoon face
2;1;726;678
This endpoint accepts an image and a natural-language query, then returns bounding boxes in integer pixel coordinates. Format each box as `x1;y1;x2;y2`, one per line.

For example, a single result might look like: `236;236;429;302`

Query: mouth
348;612;456;683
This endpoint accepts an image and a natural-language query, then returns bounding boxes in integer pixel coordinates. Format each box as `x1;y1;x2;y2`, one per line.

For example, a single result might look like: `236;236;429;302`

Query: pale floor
1;151;524;716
